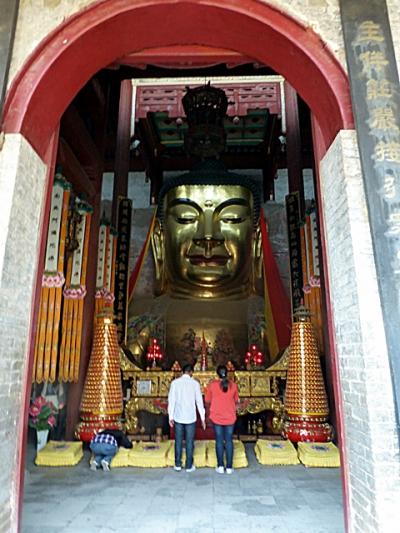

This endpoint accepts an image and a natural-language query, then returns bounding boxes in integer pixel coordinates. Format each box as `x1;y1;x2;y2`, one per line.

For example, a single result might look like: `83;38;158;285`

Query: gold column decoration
95;219;117;319
58;199;93;382
282;306;333;442
32;174;70;383
75;311;123;442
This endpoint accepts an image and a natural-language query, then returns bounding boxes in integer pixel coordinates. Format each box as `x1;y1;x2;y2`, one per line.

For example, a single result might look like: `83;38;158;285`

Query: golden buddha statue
152;175;260;300
126;163;269;369
126;85;271;370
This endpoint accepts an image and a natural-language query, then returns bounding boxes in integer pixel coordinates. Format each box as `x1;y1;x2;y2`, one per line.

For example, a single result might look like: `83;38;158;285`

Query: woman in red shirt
205;365;239;474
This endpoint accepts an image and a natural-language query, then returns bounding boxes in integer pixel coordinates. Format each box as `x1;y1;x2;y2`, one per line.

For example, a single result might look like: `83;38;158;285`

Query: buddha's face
154;184;256;298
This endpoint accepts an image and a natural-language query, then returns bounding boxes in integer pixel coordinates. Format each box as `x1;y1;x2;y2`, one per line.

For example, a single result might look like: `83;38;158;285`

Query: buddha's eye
219;204;250;224
175;215;197;224
175;213;197;224
220;216;245;224
168;205;198;224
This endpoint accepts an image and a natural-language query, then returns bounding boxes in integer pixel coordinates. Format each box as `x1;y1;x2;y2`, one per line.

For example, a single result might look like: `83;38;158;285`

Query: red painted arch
2;0;353;160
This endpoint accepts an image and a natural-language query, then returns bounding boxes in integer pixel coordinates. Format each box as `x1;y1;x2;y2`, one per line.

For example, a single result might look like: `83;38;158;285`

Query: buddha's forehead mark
204;200;214;208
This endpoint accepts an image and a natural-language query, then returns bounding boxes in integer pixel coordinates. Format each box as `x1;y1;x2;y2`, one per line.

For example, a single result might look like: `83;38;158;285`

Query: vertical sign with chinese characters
341;0;400;432
286;192;304;313
114;198;132;344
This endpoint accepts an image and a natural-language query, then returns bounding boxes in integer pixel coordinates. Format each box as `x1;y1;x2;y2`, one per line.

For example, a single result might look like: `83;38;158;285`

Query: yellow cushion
297;442;340;468
35;441;83;467
110;447;132;468
206;439;248;468
166;440;208;468
254;439;299;466
128;441;172;467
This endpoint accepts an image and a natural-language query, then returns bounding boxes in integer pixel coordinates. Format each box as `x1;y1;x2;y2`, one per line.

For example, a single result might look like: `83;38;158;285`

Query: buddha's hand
127;326;151;357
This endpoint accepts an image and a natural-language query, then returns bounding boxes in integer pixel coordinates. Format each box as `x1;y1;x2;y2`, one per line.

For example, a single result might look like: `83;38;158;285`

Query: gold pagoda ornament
75;311;123;442
282;306;333;442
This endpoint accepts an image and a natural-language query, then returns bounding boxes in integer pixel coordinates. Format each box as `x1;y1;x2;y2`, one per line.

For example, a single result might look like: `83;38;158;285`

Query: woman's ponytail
217;365;229;393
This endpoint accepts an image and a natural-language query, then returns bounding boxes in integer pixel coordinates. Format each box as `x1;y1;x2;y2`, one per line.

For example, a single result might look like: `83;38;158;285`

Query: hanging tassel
32;175;70;383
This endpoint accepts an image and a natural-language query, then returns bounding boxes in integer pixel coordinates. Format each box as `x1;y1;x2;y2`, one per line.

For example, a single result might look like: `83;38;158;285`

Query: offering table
121;351;288;435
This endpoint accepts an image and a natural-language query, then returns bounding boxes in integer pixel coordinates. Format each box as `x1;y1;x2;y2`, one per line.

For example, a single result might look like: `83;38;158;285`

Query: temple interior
29;46;336;457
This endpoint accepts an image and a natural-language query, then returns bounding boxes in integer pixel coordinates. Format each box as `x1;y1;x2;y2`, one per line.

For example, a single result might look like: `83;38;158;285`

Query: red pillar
284;82;305;214
112;79;132;225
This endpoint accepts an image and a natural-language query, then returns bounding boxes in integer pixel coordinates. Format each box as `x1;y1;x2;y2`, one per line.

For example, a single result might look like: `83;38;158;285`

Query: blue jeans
90;442;117;465
213;423;235;469
174;421;196;469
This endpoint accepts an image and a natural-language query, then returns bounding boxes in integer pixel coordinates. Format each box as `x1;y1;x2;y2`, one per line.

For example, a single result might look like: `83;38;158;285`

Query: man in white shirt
168;364;206;472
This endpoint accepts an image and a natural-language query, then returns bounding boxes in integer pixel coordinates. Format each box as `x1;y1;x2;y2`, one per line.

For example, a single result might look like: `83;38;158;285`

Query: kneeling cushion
254;439;299;466
128;441;172;467
297;441;340;468
110;447;132;468
35;441;83;467
166;440;208;468
206;439;248;468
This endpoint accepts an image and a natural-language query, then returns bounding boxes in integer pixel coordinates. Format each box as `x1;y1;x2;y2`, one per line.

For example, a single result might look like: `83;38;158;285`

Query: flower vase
36;429;49;451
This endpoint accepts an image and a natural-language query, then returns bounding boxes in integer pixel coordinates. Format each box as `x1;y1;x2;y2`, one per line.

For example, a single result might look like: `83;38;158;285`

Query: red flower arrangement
28;396;59;431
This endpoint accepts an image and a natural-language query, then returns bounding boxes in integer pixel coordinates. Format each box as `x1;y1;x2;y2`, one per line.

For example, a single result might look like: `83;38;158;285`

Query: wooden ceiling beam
57;138;97;198
60;104;103;180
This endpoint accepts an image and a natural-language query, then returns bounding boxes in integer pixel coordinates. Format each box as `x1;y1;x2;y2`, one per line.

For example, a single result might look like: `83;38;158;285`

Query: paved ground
22;444;345;533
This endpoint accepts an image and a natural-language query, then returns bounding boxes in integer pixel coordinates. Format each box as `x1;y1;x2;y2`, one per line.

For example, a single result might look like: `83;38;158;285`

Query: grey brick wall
0;134;47;533
320;130;400;533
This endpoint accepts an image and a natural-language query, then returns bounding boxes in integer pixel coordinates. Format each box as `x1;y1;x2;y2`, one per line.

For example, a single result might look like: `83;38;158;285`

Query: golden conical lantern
283;306;333;442
75;311;123;442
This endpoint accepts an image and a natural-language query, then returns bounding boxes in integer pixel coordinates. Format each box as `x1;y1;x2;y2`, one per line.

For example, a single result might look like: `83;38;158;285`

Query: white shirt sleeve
168;380;176;421
195;381;205;421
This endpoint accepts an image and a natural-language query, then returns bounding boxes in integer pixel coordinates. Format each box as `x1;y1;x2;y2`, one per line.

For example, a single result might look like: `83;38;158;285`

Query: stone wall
0;134;47;533
320;130;400;533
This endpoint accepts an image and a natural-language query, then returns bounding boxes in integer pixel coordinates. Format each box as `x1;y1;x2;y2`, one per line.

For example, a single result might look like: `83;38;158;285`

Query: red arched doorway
1;0;353;530
2;0;353;159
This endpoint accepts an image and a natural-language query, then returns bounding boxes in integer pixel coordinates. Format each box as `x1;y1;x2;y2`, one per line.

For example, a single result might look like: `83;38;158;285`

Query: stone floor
22;444;345;533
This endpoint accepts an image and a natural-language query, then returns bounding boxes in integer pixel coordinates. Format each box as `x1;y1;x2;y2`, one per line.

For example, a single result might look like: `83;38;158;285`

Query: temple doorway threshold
22;442;344;533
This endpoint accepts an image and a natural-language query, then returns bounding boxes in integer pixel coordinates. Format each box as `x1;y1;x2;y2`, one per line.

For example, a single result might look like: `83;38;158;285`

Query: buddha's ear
253;225;263;280
151;219;165;287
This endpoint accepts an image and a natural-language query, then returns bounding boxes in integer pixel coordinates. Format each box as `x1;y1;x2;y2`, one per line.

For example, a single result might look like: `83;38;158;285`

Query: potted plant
28;396;58;451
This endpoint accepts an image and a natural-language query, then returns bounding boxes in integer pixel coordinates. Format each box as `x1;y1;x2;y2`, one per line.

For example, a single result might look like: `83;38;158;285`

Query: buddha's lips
188;255;229;266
